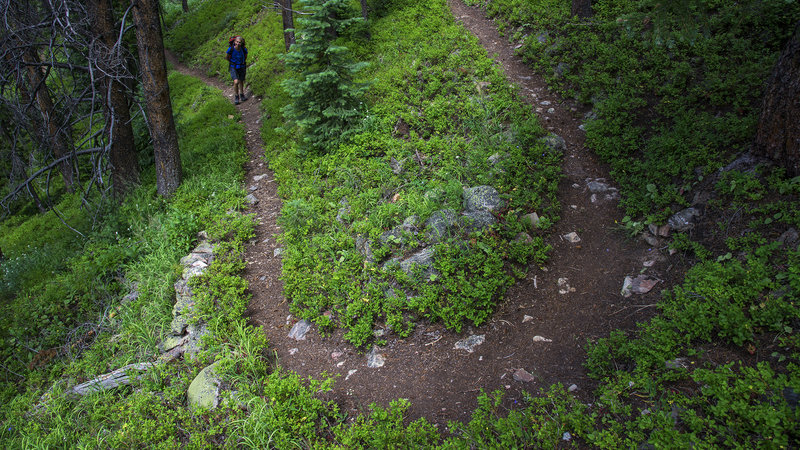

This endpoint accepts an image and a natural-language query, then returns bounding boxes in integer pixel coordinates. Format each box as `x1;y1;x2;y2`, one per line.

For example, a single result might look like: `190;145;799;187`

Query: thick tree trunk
91;0;141;199
754;21;800;177
22;50;75;192
281;0;296;51
571;0;592;19
181;0;188;13
132;0;183;197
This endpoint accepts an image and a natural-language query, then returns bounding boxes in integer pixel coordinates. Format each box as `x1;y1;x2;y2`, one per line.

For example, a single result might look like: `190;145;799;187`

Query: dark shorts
229;66;246;81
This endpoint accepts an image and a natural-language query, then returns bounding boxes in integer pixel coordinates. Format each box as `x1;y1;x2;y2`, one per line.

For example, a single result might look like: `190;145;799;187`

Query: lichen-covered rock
425;209;457;243
668;207;700;232
188;362;222;410
461;210;496;232
463;186;502;212
538;134;566;154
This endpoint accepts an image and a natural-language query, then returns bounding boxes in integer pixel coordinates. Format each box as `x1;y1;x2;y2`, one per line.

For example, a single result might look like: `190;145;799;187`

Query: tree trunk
22;50;75;192
281;0;296;52
571;0;592;19
181;0;188;13
360;0;367;20
91;0;141;199
754;21;800;177
132;0;182;197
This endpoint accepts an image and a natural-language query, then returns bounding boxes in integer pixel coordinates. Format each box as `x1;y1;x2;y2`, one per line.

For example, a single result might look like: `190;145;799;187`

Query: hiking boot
240;93;247;102
234;95;240;105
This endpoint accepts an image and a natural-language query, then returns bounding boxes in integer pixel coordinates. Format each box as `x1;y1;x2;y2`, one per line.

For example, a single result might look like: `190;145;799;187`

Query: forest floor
168;0;687;428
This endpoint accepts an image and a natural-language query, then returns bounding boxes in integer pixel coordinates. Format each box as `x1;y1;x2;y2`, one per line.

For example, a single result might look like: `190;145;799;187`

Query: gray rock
288;319;312;341
563;232;581;243
188;362;222;410
367;346;386;368
463;186;502;212
355;235;374;262
185;323;210;357
648;223;671;237
336;198;350;224
397;247;437;280
668;207;700;232
665;357;690;370
555;62;569;78
273;247;283;257
169;314;190;336
778;228;799;248
245;194;258;205
522;212;540;230
454;334;485;353
158;335;185;353
536;32;548;44
426;209;458;242
424;187;447;202
389;157;404;175
621;275;660;297
515;232;534;243
488;153;504;166
642;233;661;247
513;368;535;382
538;134;566;154
460;210;496;232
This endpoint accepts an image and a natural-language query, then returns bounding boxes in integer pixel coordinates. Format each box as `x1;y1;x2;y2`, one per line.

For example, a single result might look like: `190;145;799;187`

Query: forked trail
168;0;677;427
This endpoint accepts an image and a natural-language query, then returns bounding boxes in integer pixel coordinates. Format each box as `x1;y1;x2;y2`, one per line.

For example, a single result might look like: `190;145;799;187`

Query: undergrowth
263;0;559;348
2;0;799;447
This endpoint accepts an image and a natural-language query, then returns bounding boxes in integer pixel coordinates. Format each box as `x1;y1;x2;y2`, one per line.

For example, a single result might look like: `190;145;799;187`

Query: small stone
253;174;268;182
522;315;534;323
568;384;578;392
514;232;534;243
513;368;535;382
532;335;552;343
562;432;572;441
558;278;575;294
563;232;581;243
665;357;690;369
345;369;357;381
331;351;344;360
288;320;312;340
367;347;385;368
273;248;283;257
523;212;541;229
454;334;486;353
288;348;299;355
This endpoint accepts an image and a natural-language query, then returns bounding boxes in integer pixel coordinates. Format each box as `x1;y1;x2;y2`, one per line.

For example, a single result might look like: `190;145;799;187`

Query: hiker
226;35;248;105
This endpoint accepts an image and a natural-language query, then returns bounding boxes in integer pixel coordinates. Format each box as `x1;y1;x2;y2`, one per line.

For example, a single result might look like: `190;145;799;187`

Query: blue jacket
227;46;247;69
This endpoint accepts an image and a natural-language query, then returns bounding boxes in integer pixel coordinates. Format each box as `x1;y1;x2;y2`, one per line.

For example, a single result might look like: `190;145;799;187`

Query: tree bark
91;0;141;199
571;0;592;19
281;0;296;52
754;21;800;177
360;0;367;20
181;0;189;13
22;50;76;192
132;0;183;197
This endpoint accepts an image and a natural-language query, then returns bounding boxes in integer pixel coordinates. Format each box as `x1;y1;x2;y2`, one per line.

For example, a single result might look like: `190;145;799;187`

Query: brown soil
168;1;687;429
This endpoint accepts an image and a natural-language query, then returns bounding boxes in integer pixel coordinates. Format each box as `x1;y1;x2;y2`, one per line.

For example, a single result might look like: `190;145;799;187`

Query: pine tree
281;0;368;153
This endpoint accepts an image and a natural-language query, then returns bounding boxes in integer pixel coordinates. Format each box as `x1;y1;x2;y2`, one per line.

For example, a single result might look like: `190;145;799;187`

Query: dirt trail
167;1;680;428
